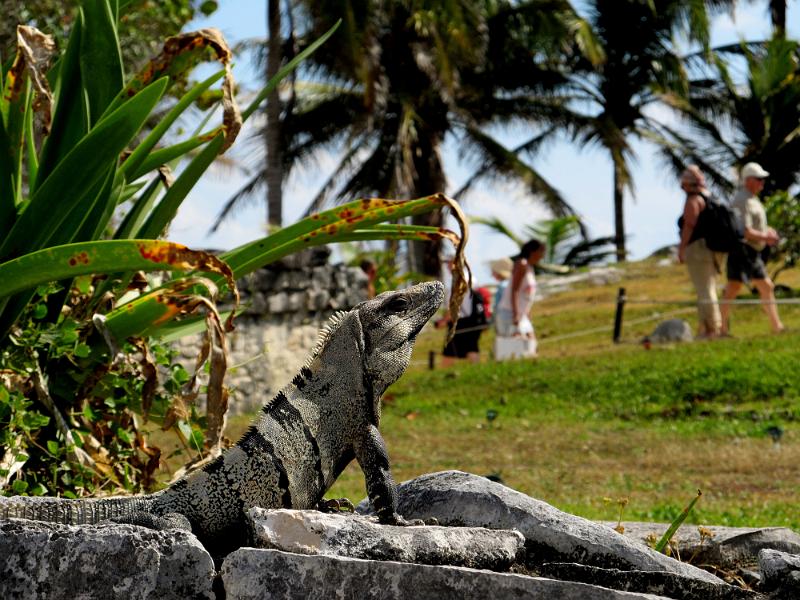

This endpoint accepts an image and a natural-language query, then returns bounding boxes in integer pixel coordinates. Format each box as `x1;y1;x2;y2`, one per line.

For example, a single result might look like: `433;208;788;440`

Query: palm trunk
770;0;786;37
410;138;447;277
613;166;626;262
266;0;283;227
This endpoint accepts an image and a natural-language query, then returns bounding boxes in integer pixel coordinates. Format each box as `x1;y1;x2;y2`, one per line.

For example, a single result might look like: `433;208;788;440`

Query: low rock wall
5;471;798;599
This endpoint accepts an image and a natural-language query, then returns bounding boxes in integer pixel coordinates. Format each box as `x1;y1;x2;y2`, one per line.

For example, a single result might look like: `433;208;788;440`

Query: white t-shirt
731;187;768;251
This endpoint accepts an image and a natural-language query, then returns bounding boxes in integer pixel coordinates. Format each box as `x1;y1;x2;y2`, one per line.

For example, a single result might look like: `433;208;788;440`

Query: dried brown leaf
135;242;239;329
154;279;231;455
157;165;175;187
9;26;56;135
204;314;229;452
124;28;242;151
436;194;471;344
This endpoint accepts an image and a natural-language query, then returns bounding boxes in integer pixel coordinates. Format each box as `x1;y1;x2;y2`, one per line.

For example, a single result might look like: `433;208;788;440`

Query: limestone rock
0;519;215;600
357;471;725;587
267;291;290;313
272;246;331;270
221;547;672;600
248;508;523;570
758;549;800;593
607;521;800;569
538;562;757;600
643;319;693;344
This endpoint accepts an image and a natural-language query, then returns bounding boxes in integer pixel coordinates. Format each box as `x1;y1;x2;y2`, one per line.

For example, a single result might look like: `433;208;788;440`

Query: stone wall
173;247;370;415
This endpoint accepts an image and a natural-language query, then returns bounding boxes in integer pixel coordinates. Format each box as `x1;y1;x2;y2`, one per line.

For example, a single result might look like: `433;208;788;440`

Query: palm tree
659;37;800;195
265;0;284;227
214;0;601;276
552;0;721;262
471;215;616;268
750;0;790;37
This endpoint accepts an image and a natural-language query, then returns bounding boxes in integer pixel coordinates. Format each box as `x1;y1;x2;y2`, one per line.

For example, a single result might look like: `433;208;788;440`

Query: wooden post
613;287;626;343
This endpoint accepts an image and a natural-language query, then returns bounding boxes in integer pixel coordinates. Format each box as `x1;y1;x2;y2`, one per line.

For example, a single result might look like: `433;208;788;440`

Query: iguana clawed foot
317;498;356;514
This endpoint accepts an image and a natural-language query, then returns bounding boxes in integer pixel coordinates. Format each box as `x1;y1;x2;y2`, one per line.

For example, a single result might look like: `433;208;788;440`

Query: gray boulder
358;471;726;589
221;547;672;600
607;521;800;570
538;563;757;600
248;508;523;570
0;519;215;600
643;319;693;344
758;549;800;594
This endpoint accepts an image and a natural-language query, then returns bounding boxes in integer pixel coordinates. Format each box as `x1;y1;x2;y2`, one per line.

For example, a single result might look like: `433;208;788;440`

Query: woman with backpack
436;259;486;366
677;165;726;339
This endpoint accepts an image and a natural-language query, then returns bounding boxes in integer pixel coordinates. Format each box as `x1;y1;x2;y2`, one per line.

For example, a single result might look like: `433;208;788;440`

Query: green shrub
0;2;465;496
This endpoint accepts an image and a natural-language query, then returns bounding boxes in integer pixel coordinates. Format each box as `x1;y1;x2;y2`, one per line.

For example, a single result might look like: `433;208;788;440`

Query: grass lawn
217;258;800;529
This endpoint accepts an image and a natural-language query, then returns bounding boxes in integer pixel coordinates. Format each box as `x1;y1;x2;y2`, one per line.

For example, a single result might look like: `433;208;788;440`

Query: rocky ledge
2;470;799;599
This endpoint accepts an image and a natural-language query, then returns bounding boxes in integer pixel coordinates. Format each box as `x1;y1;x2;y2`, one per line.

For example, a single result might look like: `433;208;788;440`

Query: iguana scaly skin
0;281;444;553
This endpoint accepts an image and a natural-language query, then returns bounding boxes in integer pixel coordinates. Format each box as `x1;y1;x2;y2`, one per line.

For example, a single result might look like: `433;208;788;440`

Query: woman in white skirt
494;240;546;353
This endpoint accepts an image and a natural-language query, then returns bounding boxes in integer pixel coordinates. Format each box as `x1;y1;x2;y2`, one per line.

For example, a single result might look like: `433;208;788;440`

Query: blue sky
171;1;800;284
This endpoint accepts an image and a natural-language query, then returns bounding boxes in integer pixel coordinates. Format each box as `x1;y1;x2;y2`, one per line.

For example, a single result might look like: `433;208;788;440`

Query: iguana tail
0;494;154;525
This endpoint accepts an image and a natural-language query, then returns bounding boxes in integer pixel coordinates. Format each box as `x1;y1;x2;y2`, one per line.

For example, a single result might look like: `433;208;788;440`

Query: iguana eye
384;295;409;313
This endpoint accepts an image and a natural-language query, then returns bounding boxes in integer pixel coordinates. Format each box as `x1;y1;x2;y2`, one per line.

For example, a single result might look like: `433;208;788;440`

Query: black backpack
461;288;489;328
679;192;744;253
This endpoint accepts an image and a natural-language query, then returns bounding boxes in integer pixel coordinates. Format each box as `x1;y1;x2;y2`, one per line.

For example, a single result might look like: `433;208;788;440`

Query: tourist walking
677;165;725;338
494;240;545;340
720;162;784;335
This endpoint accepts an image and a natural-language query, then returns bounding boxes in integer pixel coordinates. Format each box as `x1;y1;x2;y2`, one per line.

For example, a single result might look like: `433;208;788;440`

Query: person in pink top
495;239;546;339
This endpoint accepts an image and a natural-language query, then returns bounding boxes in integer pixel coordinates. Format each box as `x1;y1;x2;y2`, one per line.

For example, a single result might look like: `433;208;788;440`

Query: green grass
220;258;800;530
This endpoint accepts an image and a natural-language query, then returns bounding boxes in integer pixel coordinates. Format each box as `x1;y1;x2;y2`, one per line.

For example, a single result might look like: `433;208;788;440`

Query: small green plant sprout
654;489;702;554
645;532;659;548
614;498;630;533
602;496;629;533
686;525;716;563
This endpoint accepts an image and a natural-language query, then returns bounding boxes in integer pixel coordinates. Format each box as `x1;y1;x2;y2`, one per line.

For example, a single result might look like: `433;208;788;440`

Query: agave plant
0;1;467;497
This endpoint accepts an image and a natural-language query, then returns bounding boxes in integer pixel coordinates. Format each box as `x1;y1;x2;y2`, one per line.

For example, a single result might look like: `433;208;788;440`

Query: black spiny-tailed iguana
0;281;444;553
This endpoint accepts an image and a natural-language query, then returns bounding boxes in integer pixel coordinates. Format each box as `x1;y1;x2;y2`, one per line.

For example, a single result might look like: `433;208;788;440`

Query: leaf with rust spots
135;241;239;328
122;28;241;151
7;26;56;136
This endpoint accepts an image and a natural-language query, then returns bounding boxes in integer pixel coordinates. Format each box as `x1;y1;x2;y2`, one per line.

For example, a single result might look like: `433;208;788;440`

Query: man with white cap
720;162;785;335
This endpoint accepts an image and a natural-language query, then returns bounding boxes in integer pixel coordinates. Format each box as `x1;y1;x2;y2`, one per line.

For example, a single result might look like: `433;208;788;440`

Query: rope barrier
622;297;800;306
539;307;697;344
419;286;800;368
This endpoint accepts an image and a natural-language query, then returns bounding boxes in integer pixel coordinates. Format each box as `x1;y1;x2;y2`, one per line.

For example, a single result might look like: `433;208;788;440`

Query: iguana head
355;281;444;416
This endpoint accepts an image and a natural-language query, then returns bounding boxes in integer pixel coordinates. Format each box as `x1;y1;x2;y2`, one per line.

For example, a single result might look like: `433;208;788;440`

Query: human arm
510;259;527;325
743;226;779;246
678;194;703;263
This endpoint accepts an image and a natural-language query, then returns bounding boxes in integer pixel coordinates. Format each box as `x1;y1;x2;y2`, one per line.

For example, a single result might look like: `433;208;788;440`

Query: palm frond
455;125;572;216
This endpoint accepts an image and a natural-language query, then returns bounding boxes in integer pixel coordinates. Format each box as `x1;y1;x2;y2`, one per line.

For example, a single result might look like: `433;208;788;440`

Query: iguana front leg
354;424;407;525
